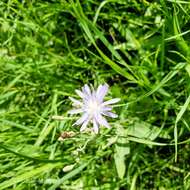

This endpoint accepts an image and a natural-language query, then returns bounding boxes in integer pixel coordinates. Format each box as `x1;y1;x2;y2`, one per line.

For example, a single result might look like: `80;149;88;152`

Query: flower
68;84;120;133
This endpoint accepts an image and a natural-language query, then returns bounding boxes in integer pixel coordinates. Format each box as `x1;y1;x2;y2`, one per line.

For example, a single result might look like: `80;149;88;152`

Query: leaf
174;94;190;161
49;161;91;190
0;119;33;131
114;125;130;179
34;120;54;146
127;119;170;140
185;64;190;77
173;6;190;56
135;62;186;102
70;0;138;83
0;163;61;190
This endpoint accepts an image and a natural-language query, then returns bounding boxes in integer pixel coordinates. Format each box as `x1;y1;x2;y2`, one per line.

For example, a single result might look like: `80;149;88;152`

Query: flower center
87;100;100;115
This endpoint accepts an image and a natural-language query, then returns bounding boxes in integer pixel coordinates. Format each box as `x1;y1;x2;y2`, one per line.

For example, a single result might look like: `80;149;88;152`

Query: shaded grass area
0;0;190;189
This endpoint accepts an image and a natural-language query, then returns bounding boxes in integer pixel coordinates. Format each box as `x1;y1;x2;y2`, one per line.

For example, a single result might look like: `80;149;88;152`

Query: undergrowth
0;0;190;189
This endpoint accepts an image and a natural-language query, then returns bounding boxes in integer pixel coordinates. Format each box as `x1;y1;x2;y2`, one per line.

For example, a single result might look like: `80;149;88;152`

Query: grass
0;0;190;189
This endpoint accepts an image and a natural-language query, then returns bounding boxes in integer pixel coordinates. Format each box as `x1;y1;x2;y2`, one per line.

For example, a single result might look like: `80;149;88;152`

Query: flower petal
102;98;120;106
102;106;112;112
75;89;84;99
102;111;118;118
80;119;89;132
95;113;111;129
69;97;82;106
73;113;89;126
93;119;99;134
96;84;109;102
68;109;83;115
82;84;91;96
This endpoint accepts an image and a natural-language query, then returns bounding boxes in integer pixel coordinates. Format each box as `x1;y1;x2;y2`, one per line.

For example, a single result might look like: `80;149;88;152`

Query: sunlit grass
0;0;190;189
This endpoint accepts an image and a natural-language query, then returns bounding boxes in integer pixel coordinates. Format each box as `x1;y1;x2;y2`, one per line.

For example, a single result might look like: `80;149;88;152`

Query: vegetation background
0;0;190;189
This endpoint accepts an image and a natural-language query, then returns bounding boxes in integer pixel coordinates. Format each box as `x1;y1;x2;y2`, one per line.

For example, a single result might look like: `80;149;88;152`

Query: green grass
0;0;190;189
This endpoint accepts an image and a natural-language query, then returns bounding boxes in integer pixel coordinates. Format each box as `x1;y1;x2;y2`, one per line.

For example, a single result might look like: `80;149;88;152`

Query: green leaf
127;119;170;140
185;64;190;77
114;125;130;179
0;163;61;190
34;120;54;146
49;161;91;190
174;94;190;161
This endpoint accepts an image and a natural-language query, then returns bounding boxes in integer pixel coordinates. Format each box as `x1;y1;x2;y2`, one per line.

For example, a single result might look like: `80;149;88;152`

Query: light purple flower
68;84;120;133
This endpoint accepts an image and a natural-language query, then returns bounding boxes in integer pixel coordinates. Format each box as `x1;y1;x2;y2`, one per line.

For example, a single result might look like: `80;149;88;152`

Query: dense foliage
0;0;190;189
